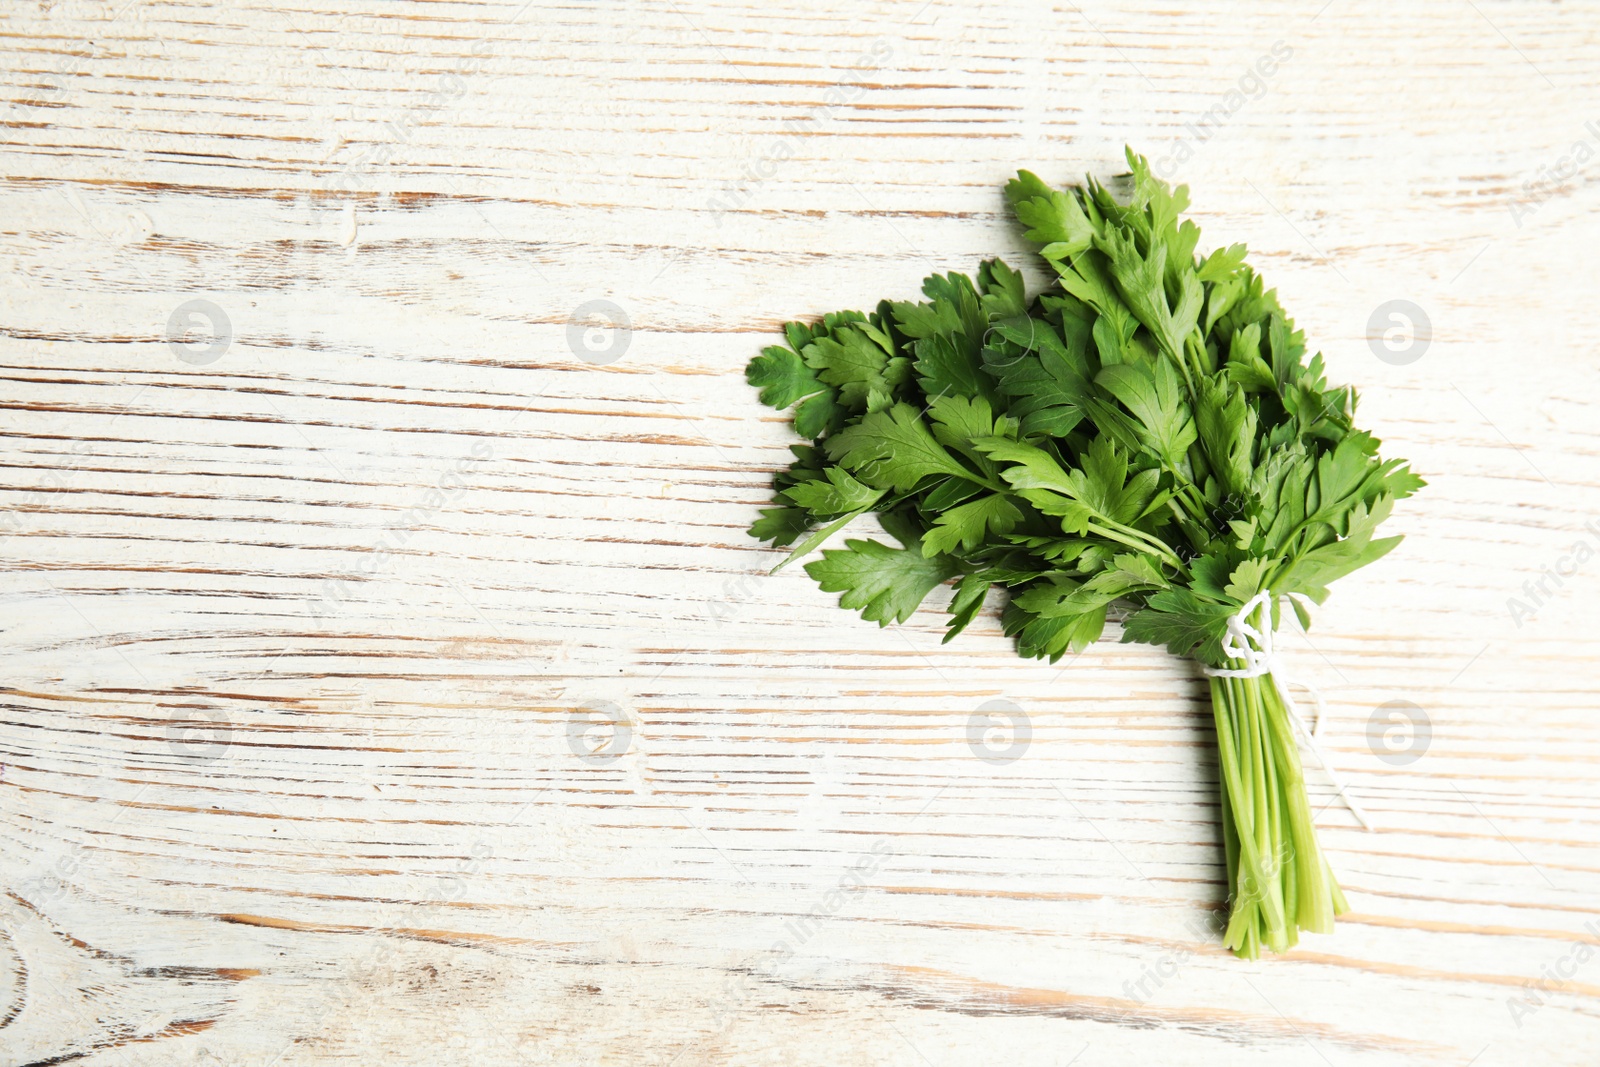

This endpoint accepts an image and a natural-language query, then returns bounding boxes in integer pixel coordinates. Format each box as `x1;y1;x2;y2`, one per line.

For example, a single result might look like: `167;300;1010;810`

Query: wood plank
3;1;1600;1063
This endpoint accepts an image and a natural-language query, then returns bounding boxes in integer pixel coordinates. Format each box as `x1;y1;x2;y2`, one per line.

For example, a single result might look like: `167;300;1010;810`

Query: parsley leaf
825;402;985;492
922;493;1023;557
804;537;960;626
781;465;884;516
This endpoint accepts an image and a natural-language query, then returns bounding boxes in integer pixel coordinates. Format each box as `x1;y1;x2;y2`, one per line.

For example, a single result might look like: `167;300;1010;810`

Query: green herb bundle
745;149;1423;957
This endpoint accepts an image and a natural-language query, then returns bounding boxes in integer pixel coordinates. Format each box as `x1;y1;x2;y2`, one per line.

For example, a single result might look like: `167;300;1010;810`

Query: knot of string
1200;591;1375;831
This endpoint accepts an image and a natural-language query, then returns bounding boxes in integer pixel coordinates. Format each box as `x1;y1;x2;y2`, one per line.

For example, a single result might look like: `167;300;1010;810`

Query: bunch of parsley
745;149;1423;957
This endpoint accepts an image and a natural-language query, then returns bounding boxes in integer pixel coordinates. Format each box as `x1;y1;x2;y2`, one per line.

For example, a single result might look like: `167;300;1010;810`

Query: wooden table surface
4;1;1600;1064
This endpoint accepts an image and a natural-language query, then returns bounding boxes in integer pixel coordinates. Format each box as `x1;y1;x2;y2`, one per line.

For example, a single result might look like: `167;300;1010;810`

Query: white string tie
1201;590;1375;831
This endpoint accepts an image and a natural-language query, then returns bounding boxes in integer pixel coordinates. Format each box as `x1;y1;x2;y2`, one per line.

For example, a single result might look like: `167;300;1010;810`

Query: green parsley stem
1209;670;1348;957
1083;519;1183;569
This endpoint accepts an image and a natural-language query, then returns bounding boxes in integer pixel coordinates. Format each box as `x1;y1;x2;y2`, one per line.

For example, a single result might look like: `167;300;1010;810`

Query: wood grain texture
3;0;1600;1063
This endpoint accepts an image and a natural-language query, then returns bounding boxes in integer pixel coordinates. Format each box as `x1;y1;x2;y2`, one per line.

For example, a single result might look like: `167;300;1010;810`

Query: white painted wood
3;1;1600;1063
